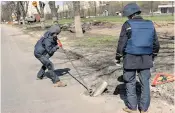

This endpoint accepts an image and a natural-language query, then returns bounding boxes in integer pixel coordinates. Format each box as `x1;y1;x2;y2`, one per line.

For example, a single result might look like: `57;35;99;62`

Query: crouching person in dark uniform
34;25;67;87
115;3;160;113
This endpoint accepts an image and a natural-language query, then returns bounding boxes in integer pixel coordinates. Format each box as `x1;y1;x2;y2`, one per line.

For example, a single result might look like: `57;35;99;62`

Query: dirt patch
88;21;174;37
153;21;174;28
88;28;121;36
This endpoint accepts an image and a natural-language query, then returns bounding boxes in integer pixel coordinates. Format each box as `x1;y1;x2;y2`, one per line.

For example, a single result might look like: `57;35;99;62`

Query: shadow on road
44;68;71;79
113;75;142;107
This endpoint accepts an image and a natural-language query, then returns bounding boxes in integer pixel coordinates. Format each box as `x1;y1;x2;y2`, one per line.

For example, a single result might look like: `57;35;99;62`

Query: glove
152;53;158;61
57;39;63;48
115;53;122;66
114;59;121;67
115;54;122;62
115;59;120;64
56;46;59;50
52;46;59;53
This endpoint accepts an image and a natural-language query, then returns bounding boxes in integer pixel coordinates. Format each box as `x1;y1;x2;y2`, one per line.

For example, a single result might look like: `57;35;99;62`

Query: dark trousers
36;54;60;83
123;69;151;112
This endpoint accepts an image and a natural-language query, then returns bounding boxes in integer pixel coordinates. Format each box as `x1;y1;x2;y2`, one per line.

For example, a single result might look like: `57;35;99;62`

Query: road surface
1;25;174;113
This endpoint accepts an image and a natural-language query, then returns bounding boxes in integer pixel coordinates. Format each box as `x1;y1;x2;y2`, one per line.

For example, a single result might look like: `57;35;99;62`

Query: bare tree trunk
65;1;73;18
82;9;85;18
39;1;45;29
73;1;83;38
25;1;29;16
66;11;68;18
19;1;26;25
121;1;123;20
35;6;41;15
151;1;153;16
18;1;29;25
40;12;45;29
88;8;90;17
172;1;174;16
94;1;97;16
49;1;58;24
16;2;21;22
63;2;66;18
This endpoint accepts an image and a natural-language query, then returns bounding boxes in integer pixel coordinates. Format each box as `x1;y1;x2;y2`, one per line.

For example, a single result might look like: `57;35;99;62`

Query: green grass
82;16;127;23
75;35;116;47
46;15;174;25
143;15;174;21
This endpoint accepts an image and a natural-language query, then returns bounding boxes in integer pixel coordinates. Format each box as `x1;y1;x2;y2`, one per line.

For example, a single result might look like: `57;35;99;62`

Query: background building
158;4;175;14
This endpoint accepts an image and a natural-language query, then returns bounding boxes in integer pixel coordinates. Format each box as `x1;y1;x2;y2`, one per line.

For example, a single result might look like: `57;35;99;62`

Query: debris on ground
151;73;175;87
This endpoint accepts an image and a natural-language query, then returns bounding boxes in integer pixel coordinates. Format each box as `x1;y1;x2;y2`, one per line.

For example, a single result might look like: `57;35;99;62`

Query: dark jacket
34;26;60;58
116;15;160;69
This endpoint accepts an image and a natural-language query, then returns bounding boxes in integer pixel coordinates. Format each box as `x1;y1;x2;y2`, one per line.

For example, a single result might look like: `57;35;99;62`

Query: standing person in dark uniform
34;25;67;87
115;3;160;113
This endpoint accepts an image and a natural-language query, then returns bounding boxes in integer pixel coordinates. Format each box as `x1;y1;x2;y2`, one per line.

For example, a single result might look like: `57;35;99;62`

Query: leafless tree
80;1;85;18
94;1;97;16
65;1;74;18
88;1;94;16
1;1;17;21
172;1;174;16
73;1;83;37
48;1;59;24
1;1;29;24
15;2;22;22
18;1;29;25
37;1;46;29
88;1;98;16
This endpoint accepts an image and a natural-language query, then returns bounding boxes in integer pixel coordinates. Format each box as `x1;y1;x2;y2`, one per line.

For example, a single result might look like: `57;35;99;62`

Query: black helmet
122;3;141;17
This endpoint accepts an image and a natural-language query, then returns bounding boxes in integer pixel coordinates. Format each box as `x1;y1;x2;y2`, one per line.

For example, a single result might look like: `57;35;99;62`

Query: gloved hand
115;59;120;64
57;39;63;48
52;46;59;53
152;53;158;61
56;46;59;50
114;59;121;67
115;54;122;66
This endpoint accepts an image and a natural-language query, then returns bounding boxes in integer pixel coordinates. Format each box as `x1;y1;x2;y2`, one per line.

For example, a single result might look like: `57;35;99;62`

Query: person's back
118;15;159;70
34;28;58;58
125;19;154;55
34;36;46;58
115;3;160;113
